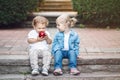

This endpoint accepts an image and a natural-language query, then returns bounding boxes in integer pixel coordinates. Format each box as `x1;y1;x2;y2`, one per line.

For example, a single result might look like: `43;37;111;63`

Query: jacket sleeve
74;34;80;56
51;34;60;55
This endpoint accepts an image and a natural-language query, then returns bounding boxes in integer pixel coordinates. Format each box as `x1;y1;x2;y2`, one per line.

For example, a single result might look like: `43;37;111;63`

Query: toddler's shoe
41;68;48;76
53;68;63;76
31;69;39;76
70;68;80;75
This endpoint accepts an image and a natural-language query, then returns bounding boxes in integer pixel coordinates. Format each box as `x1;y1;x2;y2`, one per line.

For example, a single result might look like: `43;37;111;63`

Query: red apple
39;31;46;38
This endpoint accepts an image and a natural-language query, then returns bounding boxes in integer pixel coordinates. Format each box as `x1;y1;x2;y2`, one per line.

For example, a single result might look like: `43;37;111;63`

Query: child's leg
54;50;63;69
29;49;39;70
68;50;80;75
42;50;52;70
41;50;52;76
53;50;63;75
68;50;77;68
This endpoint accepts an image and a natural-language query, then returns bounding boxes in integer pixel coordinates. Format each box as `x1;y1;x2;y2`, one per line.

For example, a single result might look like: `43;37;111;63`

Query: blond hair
32;16;49;28
56;14;77;27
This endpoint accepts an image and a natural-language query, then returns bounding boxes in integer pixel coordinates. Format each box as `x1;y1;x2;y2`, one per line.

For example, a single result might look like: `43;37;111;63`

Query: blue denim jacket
51;30;80;56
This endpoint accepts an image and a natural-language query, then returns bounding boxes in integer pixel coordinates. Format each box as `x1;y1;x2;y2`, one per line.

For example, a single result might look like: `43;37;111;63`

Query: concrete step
32;12;77;17
43;1;72;4
0;72;120;80
40;5;72;9
39;7;73;11
39;0;73;11
42;2;72;6
45;1;72;3
45;0;71;1
41;1;72;8
0;54;120;74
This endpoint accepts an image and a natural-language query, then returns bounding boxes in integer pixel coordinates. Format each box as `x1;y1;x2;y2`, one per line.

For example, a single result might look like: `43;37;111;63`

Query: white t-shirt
28;30;51;50
63;31;70;50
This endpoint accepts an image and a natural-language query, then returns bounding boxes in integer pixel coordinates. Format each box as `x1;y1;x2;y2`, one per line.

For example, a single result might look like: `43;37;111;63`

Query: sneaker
41;68;48;76
31;69;39;75
70;68;80;75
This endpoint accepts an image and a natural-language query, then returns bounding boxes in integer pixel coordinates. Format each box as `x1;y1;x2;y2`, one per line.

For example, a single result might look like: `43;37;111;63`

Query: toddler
52;14;80;76
27;16;52;76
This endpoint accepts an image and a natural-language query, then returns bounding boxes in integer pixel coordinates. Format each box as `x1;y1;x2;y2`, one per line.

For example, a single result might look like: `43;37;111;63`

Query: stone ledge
32;11;78;17
0;72;120;80
0;74;25;80
1;47;120;55
0;54;120;66
0;54;120;74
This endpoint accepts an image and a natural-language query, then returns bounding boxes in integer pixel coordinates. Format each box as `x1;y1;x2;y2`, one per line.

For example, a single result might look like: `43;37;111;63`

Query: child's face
56;23;67;32
34;23;46;33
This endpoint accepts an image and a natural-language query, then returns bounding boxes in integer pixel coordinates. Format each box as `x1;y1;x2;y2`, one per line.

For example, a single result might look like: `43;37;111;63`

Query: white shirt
28;30;51;50
63;31;70;50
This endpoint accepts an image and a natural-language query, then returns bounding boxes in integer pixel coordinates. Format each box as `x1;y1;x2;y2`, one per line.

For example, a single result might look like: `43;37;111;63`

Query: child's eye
42;23;45;25
42;27;45;29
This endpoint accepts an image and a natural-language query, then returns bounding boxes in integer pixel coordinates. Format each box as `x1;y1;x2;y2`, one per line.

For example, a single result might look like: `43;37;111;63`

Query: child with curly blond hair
27;16;52;76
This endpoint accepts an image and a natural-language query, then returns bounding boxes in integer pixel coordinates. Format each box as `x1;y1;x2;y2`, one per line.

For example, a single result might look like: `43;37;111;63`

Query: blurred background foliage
0;0;119;28
72;0;120;27
0;0;39;26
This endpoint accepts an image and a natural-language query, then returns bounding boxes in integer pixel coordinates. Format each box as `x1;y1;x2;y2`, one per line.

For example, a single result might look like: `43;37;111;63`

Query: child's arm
27;37;52;44
27;38;37;44
51;33;60;55
44;34;52;44
74;34;80;55
27;37;45;44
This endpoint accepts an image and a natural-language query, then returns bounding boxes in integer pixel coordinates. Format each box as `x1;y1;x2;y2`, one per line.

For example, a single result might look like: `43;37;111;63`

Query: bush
0;0;38;26
72;0;120;26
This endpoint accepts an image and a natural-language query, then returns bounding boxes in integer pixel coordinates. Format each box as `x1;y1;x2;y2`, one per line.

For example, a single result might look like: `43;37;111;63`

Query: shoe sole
41;72;48;76
32;73;39;76
53;72;63;76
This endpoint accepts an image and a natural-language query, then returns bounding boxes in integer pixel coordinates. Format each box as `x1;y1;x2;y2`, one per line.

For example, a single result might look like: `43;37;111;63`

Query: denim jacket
51;30;80;56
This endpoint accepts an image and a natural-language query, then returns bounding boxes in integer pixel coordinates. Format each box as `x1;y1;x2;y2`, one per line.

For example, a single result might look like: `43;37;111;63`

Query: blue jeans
54;50;77;69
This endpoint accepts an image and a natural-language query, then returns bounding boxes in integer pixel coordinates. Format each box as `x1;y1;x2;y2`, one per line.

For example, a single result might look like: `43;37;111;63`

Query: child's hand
44;34;49;40
44;34;52;44
37;36;46;41
37;34;52;44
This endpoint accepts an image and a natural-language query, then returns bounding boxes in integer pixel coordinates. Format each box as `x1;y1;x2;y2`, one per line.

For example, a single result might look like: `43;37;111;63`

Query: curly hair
32;16;49;28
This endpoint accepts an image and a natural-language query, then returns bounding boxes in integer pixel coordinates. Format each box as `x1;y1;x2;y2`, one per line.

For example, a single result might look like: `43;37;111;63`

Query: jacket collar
58;29;74;36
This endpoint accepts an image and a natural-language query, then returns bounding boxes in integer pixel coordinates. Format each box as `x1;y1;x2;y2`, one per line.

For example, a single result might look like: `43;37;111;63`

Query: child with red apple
52;14;80;76
27;16;52;76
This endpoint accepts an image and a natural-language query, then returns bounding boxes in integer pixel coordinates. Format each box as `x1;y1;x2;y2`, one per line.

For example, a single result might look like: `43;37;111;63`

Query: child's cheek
61;26;65;31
